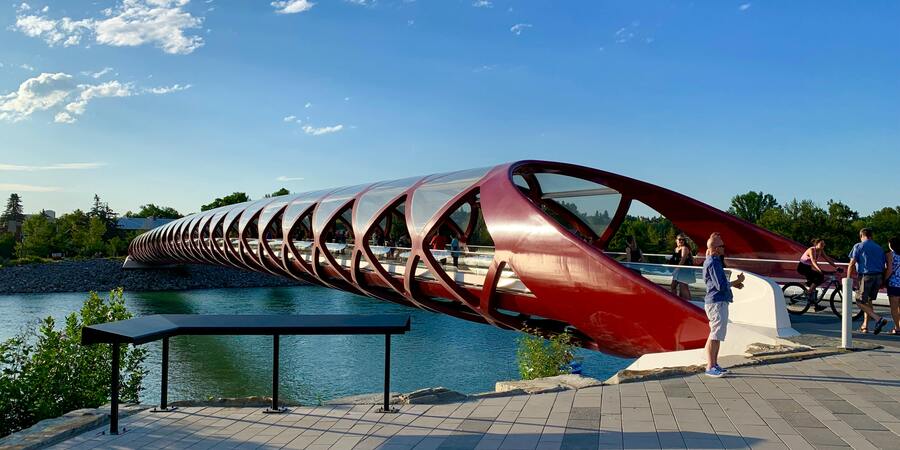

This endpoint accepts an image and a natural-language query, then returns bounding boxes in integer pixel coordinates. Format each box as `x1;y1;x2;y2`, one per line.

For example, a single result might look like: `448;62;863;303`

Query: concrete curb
0;404;148;450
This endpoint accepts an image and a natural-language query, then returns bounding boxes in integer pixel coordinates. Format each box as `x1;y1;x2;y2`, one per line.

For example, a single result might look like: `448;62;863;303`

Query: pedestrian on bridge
703;232;745;378
847;228;888;334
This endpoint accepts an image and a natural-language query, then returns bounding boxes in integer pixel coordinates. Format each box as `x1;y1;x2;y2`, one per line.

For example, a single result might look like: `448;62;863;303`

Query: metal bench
81;314;411;435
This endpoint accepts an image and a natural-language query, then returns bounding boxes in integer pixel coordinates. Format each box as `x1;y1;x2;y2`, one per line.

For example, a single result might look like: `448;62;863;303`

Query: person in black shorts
797;239;828;304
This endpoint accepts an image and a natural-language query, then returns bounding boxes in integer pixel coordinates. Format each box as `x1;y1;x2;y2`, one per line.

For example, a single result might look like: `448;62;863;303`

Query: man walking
702;232;745;378
848;228;888;334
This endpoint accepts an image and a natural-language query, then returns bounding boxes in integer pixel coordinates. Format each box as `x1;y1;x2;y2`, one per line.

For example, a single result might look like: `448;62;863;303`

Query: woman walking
886;237;900;335
670;234;695;300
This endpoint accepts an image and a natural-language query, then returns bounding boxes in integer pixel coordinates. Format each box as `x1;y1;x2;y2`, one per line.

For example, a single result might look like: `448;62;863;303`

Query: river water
0;286;630;405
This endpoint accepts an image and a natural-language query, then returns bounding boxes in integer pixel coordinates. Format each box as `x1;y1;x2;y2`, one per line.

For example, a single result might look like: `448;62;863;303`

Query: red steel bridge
129;161;805;358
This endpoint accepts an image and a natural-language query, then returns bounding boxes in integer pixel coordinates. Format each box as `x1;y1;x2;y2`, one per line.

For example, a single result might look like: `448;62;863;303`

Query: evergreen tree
1;193;25;232
88;194;119;239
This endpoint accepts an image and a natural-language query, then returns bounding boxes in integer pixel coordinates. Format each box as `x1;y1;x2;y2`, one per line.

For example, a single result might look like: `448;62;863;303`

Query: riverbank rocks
400;387;469;405
0;259;301;294
494;374;603;394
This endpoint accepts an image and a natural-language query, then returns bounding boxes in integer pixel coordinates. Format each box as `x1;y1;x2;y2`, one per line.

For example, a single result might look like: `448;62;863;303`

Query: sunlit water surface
0;286;631;404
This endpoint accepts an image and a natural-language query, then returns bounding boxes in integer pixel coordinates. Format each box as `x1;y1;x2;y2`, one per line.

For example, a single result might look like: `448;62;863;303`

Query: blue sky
1;0;897;216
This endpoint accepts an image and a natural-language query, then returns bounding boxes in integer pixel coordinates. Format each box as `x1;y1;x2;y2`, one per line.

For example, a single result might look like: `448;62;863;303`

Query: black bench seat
81;314;411;434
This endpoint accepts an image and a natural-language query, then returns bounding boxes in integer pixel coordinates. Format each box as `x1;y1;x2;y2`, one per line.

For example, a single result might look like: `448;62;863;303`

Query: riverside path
48;346;900;450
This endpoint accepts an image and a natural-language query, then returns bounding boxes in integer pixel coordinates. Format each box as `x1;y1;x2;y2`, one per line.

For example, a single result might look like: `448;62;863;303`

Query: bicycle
781;268;863;320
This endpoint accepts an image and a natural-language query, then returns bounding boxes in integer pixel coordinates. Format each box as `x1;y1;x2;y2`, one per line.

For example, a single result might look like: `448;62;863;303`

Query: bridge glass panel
533;173;623;240
410;167;490;234
312;184;370;235
238;198;278;234
282;189;332;233
258;195;295;235
354;176;420;233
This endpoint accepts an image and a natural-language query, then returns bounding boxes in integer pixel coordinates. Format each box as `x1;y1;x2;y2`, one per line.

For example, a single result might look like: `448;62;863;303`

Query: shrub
516;328;576;380
0;288;147;437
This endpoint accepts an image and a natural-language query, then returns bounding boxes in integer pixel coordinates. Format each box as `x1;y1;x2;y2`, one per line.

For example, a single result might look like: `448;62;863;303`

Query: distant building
117;217;176;231
5;210;56;235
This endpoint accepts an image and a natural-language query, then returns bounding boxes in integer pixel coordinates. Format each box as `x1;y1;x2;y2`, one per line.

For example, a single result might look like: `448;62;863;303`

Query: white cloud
283;115;297;122
302;124;343;135
304;102;312;108
83;67;114;78
739;3;751;11
145;83;191;94
473;64;497;73
0;183;61;192
54;111;76;123
0;72;75;122
14;14;94;47
19;63;36;71
473;0;492;7
510;23;531;36
63;80;134;118
1;72;189;123
276;176;304;181
0;162;107;171
13;0;205;55
271;0;314;14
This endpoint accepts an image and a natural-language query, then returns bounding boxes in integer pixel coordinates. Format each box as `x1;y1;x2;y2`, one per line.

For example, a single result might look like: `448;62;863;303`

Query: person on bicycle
797;239;828;307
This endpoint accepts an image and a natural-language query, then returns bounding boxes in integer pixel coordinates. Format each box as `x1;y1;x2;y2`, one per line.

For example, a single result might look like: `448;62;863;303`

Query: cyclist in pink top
797;239;828;305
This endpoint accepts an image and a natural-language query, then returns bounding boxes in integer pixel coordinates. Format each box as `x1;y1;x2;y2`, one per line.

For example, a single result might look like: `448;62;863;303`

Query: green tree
15;213;54;258
1;193;25;233
201;192;250;211
52;210;89;257
266;188;290;198
862;206;900;246
517;329;575;380
0;289;146;437
728;191;778;224
0;232;15;259
80;217;107;257
126;203;182;219
88;194;118;240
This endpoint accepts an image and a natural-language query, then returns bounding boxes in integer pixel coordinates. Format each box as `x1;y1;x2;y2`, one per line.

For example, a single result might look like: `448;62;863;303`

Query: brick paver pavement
51;348;900;449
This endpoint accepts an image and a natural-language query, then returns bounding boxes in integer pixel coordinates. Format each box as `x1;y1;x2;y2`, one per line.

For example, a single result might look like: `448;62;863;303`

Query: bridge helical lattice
130;160;804;358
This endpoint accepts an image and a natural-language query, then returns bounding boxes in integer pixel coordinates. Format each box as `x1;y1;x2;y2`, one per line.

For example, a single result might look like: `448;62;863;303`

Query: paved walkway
790;309;900;350
52;348;900;450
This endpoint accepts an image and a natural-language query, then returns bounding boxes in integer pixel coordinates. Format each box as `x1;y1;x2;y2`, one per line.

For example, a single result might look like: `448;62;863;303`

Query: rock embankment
0;259;301;294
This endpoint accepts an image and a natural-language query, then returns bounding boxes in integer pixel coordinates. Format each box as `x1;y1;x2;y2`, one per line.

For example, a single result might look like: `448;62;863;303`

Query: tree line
0;189;287;264
608;191;900;262
3;187;897;265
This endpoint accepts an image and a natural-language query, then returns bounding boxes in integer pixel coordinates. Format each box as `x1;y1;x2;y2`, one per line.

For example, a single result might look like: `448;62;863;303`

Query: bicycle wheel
830;287;865;320
782;282;811;315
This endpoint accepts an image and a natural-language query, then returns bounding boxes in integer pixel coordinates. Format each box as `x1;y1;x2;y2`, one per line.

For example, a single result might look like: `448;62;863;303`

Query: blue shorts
888;286;900;297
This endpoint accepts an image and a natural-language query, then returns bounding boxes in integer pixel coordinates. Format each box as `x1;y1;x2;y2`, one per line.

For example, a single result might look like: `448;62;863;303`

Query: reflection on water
0;286;631;405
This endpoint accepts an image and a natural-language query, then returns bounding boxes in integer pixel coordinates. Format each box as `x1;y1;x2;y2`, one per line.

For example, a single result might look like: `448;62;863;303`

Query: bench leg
264;335;287;413
378;334;398;413
152;337;176;413
110;342;120;435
